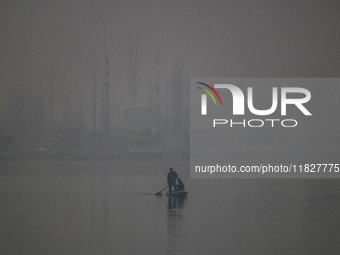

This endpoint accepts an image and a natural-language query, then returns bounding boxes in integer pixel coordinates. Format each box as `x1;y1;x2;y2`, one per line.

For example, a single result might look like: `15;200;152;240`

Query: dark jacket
177;180;185;191
167;171;178;184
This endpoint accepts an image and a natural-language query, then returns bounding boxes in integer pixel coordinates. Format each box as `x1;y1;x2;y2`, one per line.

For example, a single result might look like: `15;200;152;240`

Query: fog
0;0;339;158
1;2;340;255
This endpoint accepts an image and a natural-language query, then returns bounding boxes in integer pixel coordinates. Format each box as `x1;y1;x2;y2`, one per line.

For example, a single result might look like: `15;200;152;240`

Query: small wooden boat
166;190;188;198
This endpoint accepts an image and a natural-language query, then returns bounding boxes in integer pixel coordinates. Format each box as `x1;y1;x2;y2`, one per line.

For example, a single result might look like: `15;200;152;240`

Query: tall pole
92;46;97;132
154;50;160;109
129;35;137;108
102;20;110;134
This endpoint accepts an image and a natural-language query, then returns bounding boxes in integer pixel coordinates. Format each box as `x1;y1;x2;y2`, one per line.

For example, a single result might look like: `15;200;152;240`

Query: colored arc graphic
197;82;223;106
196;87;217;106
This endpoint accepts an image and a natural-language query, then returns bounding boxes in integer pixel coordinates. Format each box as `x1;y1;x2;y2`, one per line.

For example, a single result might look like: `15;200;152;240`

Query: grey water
1;161;340;255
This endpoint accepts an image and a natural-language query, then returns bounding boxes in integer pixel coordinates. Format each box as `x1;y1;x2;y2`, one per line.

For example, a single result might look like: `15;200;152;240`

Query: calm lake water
1;161;340;255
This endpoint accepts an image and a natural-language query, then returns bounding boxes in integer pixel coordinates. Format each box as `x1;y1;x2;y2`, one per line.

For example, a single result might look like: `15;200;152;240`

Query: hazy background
0;0;339;154
1;1;340;255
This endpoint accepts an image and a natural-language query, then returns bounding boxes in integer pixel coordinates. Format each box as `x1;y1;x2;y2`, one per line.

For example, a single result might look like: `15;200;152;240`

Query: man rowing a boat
167;168;178;191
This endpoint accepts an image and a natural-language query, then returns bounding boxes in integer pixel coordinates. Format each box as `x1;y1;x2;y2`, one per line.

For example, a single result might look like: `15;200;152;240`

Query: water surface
0;161;339;254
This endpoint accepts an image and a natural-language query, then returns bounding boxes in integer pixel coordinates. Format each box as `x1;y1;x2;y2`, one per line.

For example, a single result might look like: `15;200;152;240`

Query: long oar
155;185;168;196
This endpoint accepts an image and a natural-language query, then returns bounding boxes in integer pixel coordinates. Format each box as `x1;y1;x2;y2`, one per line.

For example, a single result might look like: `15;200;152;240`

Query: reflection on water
1;161;340;255
167;197;186;255
168;196;185;210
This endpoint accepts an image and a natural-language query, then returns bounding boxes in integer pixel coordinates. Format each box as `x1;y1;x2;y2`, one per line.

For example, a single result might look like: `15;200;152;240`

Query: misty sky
0;0;339;128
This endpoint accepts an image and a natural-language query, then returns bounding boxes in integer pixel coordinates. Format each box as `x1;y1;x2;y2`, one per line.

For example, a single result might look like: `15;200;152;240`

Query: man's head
169;168;173;172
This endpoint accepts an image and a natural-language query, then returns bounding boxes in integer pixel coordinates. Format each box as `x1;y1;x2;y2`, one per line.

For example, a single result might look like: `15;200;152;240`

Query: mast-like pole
92;46;97;132
102;20;110;134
